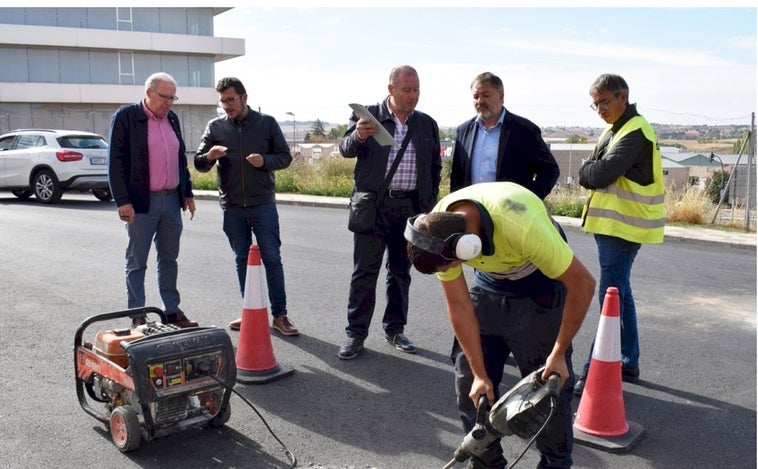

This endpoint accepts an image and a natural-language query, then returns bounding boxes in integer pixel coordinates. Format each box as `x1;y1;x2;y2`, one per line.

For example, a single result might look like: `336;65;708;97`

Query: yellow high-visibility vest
582;116;665;244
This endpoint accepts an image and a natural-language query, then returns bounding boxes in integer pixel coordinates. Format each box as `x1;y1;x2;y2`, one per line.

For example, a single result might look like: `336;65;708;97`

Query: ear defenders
404;214;482;261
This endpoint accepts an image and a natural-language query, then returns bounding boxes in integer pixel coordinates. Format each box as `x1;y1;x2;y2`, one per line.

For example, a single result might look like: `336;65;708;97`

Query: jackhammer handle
471;395;489;440
546;373;561;396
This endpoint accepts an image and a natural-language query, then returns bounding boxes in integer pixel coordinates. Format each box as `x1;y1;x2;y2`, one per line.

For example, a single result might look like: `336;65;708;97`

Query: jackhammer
443;366;562;468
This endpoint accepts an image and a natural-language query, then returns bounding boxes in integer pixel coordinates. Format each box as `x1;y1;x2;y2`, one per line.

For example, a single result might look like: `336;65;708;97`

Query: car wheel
33;169;63;204
11;190;33;200
92;189;112;201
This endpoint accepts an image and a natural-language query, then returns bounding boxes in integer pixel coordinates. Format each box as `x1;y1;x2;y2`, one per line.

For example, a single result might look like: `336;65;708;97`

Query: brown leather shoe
168;310;198;328
228;318;242;331
272;315;299;336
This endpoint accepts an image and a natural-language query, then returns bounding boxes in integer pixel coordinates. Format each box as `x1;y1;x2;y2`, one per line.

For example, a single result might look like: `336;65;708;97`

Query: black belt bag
347;120;414;233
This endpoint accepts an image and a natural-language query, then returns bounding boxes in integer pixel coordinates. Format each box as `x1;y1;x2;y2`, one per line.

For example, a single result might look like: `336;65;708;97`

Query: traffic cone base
235;244;294;385
574;420;644;453
573;286;643;452
237;362;294;384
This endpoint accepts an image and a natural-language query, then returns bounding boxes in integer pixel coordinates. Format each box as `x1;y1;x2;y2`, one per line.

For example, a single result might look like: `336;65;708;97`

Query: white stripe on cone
243;263;268;310
591;315;621;363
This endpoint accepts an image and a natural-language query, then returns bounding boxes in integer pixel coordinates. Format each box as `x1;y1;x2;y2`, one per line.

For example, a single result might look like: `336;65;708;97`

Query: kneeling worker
405;181;595;468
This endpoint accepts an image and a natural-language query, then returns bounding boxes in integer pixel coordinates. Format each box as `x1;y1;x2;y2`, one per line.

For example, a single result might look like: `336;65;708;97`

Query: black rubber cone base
236;363;294;384
573;420;644;453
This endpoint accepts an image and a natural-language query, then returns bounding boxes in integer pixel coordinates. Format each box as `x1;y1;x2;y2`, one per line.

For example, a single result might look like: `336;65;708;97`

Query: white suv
0;129;111;204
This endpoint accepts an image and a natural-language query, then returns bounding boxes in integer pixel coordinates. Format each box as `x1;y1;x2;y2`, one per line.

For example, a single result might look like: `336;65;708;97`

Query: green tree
566;134;587;143
311;119;326;138
440;127;456;140
705;171;730;204
732;131;750;153
328;124;348;141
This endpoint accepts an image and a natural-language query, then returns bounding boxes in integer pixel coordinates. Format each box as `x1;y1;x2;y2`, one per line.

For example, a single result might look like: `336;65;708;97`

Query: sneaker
385;333;417;354
167;310;198;328
272;315;299;336
338;337;364;360
228;318;242;331
622;367;640;383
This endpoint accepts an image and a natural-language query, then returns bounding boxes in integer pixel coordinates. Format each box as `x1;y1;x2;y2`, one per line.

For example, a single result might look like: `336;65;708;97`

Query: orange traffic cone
235;244;294;384
573;286;644;452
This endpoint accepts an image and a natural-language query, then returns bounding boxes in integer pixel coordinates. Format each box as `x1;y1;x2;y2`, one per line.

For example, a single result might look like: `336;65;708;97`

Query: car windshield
57;136;108;149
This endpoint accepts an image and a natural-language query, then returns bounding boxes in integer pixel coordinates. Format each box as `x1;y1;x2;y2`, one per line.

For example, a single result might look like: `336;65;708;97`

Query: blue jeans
125;192;182;313
582;234;641;374
223;204;287;317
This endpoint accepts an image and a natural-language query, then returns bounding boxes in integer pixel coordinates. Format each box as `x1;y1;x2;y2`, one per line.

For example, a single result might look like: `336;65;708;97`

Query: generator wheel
110;405;142;452
208;402;231;428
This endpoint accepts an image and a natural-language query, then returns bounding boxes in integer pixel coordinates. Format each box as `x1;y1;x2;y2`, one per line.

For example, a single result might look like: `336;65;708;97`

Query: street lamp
286;112;296;150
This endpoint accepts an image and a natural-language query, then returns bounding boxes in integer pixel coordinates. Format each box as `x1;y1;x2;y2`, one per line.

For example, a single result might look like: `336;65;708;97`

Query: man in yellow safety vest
574;73;665;396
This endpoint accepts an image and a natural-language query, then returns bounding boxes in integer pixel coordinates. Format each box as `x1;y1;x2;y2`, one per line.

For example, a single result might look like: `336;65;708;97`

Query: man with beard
194;77;298;336
450;72;558;199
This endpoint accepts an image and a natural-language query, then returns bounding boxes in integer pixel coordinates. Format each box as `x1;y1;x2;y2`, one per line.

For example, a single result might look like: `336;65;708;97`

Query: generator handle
74;306;167;349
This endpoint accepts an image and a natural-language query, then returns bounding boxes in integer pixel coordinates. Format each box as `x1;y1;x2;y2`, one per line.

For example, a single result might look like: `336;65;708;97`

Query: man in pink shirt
108;72;197;328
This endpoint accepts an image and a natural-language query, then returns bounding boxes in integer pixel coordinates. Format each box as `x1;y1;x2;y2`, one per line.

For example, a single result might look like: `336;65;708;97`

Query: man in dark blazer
450;72;559;199
337;65;442;360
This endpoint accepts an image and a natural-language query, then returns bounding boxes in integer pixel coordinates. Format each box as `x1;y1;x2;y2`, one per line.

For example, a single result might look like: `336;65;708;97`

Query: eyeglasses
590;92;619;111
153;90;179;102
218;95;240;106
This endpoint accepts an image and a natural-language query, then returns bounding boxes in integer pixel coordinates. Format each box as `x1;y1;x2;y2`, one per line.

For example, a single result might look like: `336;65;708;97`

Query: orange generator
74;307;236;452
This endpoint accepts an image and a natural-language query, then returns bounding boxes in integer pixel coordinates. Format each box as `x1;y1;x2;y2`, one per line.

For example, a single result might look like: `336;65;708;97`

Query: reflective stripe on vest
583;116;665;244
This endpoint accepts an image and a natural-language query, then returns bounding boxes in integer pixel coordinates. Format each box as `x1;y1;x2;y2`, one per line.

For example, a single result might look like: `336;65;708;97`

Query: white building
0;7;244;149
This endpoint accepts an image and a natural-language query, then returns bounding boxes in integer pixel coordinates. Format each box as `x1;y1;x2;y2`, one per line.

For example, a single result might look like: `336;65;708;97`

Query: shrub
665;184;713;225
704;171;730;205
277;155;355;197
190;154;747;231
189;166;217;190
545;185;587;218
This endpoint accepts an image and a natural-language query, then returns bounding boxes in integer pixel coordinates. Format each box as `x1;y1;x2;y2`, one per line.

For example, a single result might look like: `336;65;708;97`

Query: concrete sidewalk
194;190;756;249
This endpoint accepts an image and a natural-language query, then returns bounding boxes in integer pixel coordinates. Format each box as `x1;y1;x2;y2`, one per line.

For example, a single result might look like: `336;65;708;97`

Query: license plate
90;157;107;165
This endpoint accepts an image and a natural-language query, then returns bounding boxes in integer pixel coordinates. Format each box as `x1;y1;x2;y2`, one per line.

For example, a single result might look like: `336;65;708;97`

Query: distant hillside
542;124;749;153
284;121;750;154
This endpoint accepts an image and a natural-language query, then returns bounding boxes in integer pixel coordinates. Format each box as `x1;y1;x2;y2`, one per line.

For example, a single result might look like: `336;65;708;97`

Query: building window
117;7;132;31
119;51;135;85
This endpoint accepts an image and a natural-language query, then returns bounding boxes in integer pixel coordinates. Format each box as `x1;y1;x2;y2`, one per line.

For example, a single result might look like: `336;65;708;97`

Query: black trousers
452;283;575;469
345;195;418;340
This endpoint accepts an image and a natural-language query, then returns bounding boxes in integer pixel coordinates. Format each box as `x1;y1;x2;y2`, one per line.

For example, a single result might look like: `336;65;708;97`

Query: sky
212;5;757;130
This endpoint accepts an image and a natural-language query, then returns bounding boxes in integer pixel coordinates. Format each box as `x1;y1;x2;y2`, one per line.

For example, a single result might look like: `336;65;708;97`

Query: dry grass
276;155;355;196
664;184;713;225
546;185;587;217
190;155;753;232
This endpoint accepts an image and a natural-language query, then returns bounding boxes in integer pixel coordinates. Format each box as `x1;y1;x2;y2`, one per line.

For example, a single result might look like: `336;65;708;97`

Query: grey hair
145;72;177;91
589;73;629;96
471;72;504;94
389;65;418;86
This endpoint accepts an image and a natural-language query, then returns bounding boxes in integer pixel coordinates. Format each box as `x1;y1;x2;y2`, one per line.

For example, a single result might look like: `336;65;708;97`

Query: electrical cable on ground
212;375;297;468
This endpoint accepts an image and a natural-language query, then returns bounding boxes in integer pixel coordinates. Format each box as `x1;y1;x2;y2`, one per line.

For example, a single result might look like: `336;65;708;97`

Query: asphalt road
0;193;755;469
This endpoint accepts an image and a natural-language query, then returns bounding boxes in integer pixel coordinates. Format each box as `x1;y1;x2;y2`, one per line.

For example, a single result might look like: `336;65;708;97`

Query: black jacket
195;108;292;209
339;100;441;213
450;108;558;199
108;102;193;213
578;104;654;189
